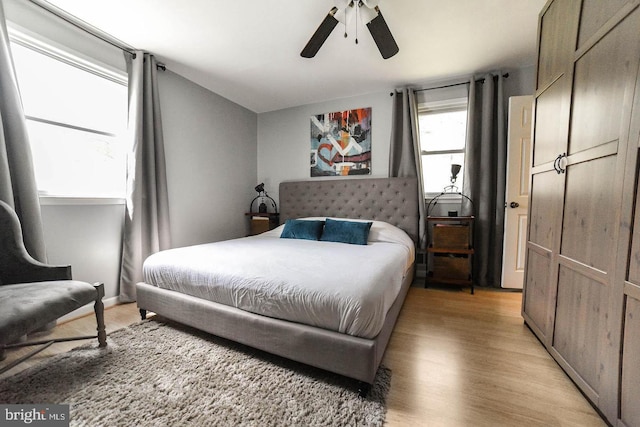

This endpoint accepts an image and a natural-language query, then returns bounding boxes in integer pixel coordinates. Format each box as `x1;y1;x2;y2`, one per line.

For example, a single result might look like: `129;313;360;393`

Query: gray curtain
389;88;426;248
0;1;46;262
462;73;506;287
119;51;171;302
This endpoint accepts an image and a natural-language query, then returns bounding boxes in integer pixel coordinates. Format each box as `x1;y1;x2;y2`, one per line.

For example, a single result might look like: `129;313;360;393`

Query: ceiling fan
301;0;399;59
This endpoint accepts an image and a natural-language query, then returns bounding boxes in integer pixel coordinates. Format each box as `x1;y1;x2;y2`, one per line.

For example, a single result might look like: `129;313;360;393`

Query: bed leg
357;382;371;398
139;309;147;320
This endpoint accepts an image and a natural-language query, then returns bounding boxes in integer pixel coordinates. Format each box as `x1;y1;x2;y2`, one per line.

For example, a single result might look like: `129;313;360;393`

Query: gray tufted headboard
279;177;419;243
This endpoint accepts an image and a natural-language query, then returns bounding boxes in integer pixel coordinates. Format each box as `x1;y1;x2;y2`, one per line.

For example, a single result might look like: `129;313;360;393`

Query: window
9;35;128;198
418;97;468;196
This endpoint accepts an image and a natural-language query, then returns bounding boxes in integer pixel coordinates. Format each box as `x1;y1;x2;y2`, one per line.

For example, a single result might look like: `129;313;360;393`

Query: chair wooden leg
93;283;107;347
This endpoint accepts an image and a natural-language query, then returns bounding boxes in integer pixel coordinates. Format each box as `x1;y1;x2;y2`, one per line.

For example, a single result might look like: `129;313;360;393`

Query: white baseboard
58;295;121;324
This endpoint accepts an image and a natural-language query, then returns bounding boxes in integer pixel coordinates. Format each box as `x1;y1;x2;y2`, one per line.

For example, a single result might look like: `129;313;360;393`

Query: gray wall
159;70;257;248
504;65;536;100
41;201;124;303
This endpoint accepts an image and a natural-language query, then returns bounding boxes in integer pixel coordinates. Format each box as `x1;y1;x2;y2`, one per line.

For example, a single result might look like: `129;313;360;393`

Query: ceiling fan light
334;0;352;9
359;6;378;24
361;0;380;9
334;6;354;25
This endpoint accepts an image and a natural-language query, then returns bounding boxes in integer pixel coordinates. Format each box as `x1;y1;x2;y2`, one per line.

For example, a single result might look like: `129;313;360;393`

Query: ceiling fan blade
301;7;339;58
366;8;399;59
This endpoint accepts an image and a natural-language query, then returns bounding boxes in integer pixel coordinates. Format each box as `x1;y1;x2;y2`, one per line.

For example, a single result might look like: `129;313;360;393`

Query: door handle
557;153;567;174
553;154;562;174
554;153;567;174
509;202;520;208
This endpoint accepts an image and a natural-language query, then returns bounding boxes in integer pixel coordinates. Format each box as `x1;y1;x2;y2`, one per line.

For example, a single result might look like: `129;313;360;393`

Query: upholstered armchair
0;200;107;374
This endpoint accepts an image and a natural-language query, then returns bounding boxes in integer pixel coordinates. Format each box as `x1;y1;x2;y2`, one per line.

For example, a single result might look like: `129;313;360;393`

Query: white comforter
143;219;414;339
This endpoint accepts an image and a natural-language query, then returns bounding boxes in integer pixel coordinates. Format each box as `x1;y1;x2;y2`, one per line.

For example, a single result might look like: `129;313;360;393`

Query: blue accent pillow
320;218;372;245
280;219;325;241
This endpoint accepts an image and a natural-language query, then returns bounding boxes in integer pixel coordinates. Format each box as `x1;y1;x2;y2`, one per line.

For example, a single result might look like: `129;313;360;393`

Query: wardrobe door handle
557;153;567;174
553;153;567;174
553;154;562;174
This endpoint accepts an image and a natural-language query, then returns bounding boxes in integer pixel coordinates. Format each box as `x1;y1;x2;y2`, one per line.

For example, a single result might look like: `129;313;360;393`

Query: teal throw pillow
280;219;325;241
320;218;372;245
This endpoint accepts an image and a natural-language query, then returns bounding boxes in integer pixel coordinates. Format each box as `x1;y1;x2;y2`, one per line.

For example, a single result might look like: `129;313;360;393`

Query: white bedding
143;219;414;339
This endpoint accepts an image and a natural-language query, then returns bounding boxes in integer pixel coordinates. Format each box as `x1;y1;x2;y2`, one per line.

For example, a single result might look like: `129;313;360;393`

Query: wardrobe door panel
553;266;604;394
523;250;554;336
528;171;563;249
578;0;630;48
570;10;638;155
524;169;564;343
560;156;616;271
536;0;580;89
532;79;571;166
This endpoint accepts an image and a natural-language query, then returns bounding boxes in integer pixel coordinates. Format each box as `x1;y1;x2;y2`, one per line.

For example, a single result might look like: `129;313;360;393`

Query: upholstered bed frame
136;177;418;391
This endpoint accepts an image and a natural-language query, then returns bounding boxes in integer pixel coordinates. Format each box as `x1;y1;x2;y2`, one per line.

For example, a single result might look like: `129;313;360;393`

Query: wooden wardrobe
522;0;640;425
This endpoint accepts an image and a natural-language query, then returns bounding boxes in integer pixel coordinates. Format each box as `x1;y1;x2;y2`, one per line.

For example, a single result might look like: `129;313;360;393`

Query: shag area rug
0;319;391;426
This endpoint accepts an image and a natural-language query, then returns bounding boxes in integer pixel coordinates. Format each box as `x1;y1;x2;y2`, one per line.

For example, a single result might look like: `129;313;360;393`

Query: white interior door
501;95;533;289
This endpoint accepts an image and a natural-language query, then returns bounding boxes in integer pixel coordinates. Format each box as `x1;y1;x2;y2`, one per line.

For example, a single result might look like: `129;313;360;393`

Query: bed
136;177;418;392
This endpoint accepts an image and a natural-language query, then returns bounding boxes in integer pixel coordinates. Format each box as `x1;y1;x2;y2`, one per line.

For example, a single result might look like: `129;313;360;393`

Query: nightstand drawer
246;212;280;235
432;254;470;280
432;224;470;249
250;218;271;235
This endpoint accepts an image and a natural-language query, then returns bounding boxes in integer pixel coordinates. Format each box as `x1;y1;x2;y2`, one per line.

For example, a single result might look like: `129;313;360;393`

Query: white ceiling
43;0;546;113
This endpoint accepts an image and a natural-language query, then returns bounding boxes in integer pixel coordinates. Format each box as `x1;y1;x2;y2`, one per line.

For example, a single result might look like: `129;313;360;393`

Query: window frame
8;26;128;203
418;97;468;199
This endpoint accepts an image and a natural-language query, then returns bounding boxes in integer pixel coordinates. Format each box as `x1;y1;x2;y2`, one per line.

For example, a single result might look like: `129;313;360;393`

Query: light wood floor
1;287;605;426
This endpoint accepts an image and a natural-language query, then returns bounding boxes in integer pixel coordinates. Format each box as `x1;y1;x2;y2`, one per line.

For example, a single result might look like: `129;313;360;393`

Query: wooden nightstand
245;212;279;235
426;216;474;294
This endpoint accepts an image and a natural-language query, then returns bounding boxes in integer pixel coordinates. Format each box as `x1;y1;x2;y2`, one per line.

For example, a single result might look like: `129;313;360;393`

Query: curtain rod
28;0;137;57
413;73;510;93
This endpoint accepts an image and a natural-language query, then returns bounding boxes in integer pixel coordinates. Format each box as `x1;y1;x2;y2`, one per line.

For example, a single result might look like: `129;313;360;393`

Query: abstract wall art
310;107;371;177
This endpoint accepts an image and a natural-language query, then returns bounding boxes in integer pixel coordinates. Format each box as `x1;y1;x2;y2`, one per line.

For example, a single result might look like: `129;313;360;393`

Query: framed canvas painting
310;107;371;177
